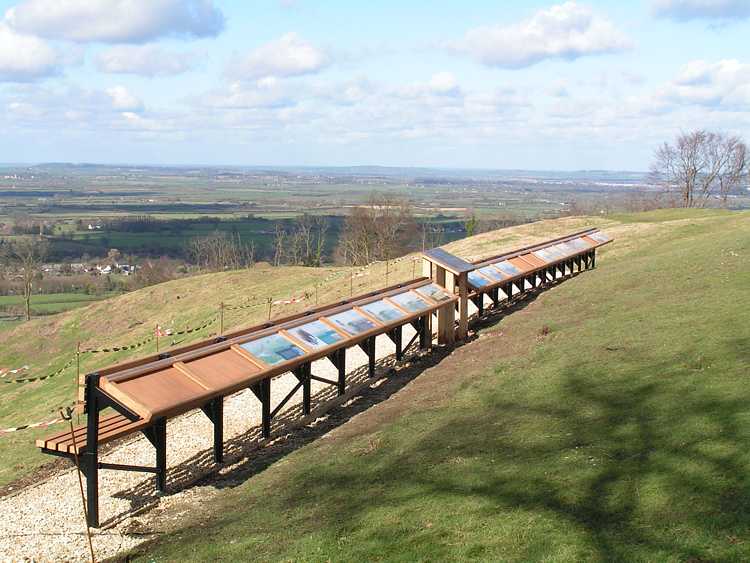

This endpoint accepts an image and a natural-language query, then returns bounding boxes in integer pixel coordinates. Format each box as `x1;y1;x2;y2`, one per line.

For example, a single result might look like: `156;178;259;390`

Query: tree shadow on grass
268;357;750;561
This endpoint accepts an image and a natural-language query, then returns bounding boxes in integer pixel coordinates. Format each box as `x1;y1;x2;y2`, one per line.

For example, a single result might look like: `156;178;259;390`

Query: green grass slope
0;216;599;487
125;209;750;562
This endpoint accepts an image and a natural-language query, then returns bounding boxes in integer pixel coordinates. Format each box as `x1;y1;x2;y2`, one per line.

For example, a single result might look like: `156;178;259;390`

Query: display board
415;283;453;303
389;291;432;313
241;334;306;366
327;309;377;335
287;320;343;349
360;299;406;323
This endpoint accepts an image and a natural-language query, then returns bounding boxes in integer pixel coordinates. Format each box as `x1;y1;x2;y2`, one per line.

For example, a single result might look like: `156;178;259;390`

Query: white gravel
0;324;427;562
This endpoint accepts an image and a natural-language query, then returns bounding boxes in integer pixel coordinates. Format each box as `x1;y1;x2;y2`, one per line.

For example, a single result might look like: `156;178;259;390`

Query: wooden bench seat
36;412;149;455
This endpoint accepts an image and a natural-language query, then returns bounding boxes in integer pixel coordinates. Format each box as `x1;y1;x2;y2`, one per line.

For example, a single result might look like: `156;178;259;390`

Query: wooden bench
36;412;149;455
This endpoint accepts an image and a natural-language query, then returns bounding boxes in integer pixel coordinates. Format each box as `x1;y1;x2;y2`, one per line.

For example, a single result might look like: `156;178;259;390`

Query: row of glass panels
467;233;609;289
239;283;452;367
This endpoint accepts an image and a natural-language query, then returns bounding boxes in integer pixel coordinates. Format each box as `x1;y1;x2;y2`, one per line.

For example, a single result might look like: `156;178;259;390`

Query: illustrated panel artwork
478;265;506;282
415;283;453;303
327;309;378;335
495;260;522;277
569;238;592;251
287;320;344;349
360;300;406;323
467;270;491;288
389;291;432;313
241;333;306;366
588;231;611;244
532;249;555;263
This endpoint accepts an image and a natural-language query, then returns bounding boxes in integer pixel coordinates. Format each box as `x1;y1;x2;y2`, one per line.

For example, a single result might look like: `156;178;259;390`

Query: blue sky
0;0;748;170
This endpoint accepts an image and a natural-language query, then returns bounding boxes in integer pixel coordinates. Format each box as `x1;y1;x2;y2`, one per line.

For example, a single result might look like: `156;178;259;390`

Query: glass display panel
557;242;578;255
415;283;452;303
495;261;522;277
533;249;555;263
360;300;406;323
478;265;506;282
542;246;567;259
467;271;491;288
390;291;432;313
569;238;591;251
327;309;378;335
241;333;306;366
552;243;573;256
589;231;610;243
287;320;343;349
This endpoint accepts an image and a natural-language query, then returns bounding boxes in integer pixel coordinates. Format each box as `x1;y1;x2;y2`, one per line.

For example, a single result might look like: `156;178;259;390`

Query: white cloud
457;2;632;69
96;45;194;76
4;0;224;43
228;33;330;79
652;0;750;21
0;22;58;81
428;72;460;96
106;85;144;112
657;59;750;107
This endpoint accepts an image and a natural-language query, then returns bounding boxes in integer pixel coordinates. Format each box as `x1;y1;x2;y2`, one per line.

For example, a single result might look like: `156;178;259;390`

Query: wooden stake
61;407;96;563
155;324;160;354
267;297;273;320
219;302;225;335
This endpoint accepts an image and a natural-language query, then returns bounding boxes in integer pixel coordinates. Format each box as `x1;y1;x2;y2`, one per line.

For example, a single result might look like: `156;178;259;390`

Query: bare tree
272;223;286;267
338;194;417;266
420;221;444;251
187;231;255;272
1;236;49;321
651;130;747;208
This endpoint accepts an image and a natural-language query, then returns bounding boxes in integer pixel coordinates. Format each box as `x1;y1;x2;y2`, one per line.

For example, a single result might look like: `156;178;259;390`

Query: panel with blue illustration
327;309;378;335
467;271;490;288
389;291;431;313
588;231;610;244
478;265;506;282
533;249;555;263
287;320;343;350
569;238;591;251
415;283;452;303
241;333;306;366
360;300;405;323
495;261;522;277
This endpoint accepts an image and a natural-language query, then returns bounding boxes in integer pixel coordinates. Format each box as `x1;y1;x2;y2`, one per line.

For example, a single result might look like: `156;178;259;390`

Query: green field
0;292;115;315
119;209;750;562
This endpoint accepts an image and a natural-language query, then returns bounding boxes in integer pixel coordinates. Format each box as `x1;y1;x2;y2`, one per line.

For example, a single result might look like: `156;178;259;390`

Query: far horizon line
0;162;651;175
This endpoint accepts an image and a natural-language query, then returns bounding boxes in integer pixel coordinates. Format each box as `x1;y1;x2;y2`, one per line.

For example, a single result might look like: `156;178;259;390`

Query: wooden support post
457;273;469;340
251;379;272;438
391;326;403;360
437;301;455;346
302;363;311;416
336;348;346;395
419;315;431;350
154;419;167;492
473;294;484;317
202;398;224;463
592;249;596;268
366;336;376;377
83;374;100;528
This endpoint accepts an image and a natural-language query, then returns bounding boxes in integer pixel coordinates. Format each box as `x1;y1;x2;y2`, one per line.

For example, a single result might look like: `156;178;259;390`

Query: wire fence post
155;324;160;354
76;341;82;422
267;297;273;320
220;302;225;335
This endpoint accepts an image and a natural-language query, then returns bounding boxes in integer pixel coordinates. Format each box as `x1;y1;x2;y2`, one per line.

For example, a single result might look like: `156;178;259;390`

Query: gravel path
0;324;427;562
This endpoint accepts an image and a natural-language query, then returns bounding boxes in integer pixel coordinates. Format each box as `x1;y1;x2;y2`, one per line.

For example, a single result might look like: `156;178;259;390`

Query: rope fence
0;255;424;434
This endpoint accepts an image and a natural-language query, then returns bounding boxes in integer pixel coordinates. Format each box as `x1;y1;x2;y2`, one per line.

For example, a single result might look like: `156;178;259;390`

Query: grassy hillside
0;215;600;487
120;209;750;561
